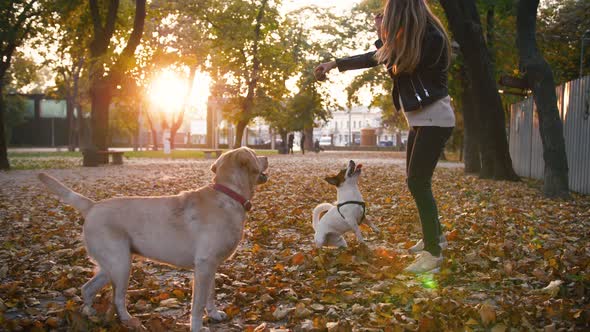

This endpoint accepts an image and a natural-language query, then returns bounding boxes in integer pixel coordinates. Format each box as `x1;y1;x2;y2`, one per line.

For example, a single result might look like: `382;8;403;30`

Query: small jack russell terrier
312;160;379;248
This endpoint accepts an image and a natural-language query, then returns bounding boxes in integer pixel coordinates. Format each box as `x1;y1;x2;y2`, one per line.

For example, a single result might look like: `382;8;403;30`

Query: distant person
288;133;294;154
314;0;455;274
300;133;306;155
314;139;324;153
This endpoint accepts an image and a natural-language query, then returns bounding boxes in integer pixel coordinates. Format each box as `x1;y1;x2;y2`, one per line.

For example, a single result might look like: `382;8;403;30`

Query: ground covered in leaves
0;151;589;331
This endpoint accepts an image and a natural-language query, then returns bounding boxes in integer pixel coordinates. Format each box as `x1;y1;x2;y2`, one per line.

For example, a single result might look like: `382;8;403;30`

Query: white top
400;95;455;127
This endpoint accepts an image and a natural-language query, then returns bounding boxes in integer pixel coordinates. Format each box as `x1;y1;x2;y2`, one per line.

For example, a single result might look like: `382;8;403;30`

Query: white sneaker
404;251;443;274
408;234;448;254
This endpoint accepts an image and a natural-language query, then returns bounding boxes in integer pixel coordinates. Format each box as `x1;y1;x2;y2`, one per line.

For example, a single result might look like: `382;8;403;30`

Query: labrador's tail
38;173;95;217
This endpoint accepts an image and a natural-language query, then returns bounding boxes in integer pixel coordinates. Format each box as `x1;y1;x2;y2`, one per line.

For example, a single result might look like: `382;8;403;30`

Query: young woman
315;0;455;274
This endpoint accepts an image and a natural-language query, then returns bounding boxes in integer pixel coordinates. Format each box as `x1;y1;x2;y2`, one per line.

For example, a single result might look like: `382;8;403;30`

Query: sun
148;69;211;116
148;69;189;113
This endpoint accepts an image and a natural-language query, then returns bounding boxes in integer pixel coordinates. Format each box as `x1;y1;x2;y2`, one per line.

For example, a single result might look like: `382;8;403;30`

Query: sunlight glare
149;69;189;113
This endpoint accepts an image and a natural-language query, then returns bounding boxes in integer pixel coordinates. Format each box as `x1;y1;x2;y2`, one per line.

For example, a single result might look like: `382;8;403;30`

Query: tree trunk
516;0;569;198
461;64;481;173
235;119;248;148
145;111;158;151
90;79;113;155
440;0;518;181
169;114;183;150
304;127;313;152
234;0;267;148
486;6;495;68
0;85;9;170
66;98;76;151
69;57;83;151
169;67;196;150
133;103;141;151
88;0;145;158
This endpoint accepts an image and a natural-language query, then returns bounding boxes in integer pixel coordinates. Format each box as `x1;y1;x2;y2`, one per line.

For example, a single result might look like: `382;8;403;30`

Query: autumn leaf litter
0;152;588;331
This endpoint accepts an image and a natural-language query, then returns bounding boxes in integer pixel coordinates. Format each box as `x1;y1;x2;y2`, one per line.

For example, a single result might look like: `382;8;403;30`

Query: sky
281;0;361;13
281;0;375;109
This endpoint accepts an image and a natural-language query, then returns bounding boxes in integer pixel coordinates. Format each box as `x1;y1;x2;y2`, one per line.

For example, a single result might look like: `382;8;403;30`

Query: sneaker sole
404;267;441;274
408;243;448;255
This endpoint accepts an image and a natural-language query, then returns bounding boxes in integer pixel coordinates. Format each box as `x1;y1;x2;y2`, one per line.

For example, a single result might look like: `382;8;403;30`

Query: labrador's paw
122;317;146;331
207;309;228;322
81;305;97;317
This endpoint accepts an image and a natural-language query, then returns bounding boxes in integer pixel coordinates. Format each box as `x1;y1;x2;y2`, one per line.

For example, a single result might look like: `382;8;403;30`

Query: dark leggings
406;126;453;256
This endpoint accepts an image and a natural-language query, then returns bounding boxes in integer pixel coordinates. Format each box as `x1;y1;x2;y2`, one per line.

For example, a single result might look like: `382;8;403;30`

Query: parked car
378;141;393;147
319;137;332;146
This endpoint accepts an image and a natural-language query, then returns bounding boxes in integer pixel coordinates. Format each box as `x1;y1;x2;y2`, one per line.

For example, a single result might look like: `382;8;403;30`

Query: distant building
314;105;400;147
9;94;71;147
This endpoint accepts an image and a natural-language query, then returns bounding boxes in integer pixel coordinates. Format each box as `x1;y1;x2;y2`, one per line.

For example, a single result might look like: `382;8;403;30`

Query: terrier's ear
210;160;218;173
329;168;347;185
324;176;339;186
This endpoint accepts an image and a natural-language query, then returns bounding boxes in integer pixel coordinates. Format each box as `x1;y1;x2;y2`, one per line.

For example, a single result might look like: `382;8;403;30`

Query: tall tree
45;2;92;151
516;0;569;198
0;0;45;169
460;63;481;173
87;0;145;158
439;0;519;180
161;5;209;149
204;0;295;147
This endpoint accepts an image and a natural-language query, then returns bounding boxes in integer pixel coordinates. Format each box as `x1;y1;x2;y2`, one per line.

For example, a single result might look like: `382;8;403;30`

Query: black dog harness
336;201;366;223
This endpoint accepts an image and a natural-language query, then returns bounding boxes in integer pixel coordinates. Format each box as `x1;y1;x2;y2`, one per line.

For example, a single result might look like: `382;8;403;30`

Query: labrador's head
211;147;269;187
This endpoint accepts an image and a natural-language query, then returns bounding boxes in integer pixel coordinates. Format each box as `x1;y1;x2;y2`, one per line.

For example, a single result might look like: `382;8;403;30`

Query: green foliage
109;101;139;142
4;51;39;93
3;94;26;143
538;0;590;82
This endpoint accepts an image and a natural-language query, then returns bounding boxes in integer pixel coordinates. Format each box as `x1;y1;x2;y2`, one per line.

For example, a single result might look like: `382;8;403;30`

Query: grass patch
8;151;82;158
9;158;81;170
8;149;278;159
5;149;278;170
125;149;278;159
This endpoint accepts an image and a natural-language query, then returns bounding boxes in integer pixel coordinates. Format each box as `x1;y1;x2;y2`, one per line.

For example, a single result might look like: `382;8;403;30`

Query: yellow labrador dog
38;147;268;331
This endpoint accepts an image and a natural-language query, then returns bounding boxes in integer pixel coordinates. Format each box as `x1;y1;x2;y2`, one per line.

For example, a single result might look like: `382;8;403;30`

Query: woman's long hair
375;0;451;74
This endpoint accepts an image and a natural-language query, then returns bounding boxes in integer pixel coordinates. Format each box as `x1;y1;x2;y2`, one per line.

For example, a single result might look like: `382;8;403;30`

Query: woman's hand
314;61;337;81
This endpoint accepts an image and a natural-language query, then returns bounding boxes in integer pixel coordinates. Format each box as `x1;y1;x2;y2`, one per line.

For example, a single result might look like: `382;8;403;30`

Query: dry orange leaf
291;252;305;265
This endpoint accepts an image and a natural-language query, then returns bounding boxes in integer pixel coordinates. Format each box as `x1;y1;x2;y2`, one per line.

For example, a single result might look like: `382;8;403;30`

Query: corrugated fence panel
566;78;580;193
509;103;521;175
509;75;590;195
566;76;590;194
510;98;533;178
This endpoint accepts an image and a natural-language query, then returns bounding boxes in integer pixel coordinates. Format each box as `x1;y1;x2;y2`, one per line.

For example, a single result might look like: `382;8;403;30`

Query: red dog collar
209;183;252;211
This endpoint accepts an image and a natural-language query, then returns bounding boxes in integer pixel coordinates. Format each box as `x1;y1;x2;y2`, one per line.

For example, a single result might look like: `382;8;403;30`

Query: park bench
97;150;125;165
202;149;222;159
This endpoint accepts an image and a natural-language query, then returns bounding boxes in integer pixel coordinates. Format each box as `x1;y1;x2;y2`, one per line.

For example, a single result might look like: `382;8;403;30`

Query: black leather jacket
335;24;449;112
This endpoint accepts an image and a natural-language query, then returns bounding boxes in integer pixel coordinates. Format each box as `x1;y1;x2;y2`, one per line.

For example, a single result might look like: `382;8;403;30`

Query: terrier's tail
38;173;95;217
312;203;333;230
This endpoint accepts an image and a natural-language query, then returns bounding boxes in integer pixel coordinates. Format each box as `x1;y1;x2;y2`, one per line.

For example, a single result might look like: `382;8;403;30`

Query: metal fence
509;76;590;195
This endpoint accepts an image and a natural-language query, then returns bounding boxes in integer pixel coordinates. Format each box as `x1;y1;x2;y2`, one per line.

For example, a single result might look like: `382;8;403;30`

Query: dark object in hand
314;69;327;81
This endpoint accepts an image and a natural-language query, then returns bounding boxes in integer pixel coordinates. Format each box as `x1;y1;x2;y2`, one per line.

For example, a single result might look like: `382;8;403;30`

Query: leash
336;201;366;222
209;183;252;211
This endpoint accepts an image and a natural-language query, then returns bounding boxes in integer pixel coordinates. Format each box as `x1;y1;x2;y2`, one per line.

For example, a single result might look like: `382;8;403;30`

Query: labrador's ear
210;153;227;173
258;156;268;171
210;160;218;173
235;147;260;172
